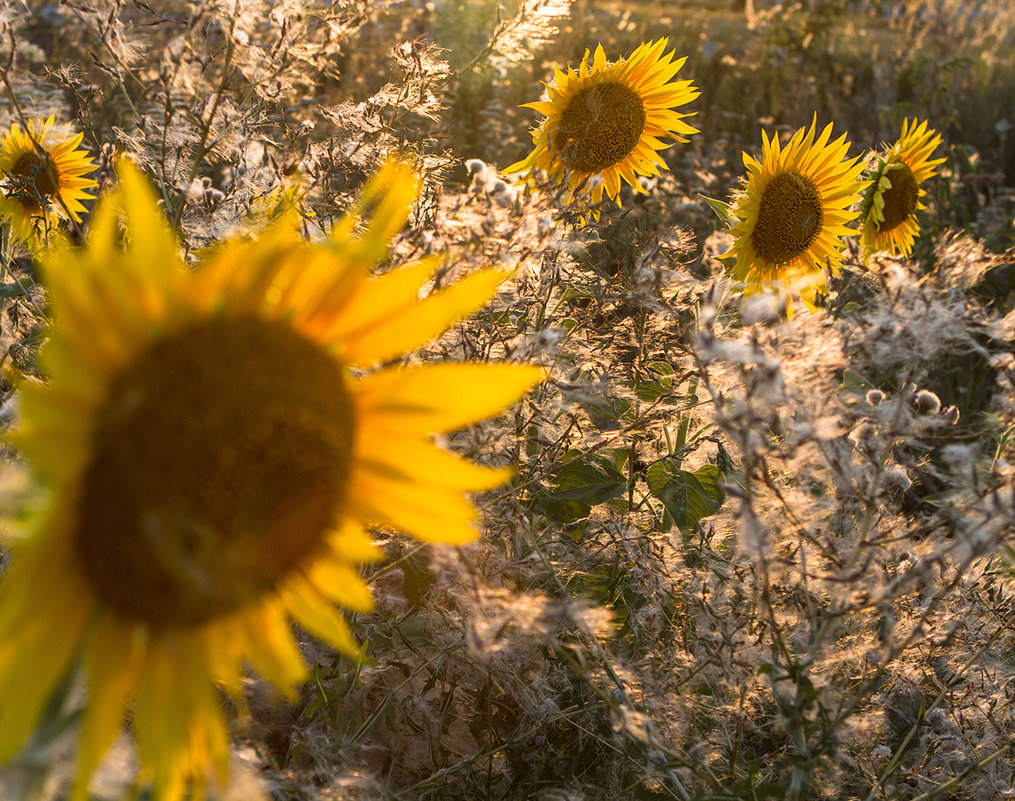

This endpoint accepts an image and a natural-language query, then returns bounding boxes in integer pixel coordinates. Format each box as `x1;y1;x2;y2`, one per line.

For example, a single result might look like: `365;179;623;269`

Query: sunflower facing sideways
0;160;544;801
860;118;945;260
723;118;866;313
0;115;98;246
504;38;699;215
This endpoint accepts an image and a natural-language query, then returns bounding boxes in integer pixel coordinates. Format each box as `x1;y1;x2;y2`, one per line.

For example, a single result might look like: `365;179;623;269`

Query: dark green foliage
647;462;727;536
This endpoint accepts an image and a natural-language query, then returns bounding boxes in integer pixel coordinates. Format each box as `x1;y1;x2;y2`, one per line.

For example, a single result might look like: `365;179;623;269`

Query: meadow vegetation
1;1;1015;799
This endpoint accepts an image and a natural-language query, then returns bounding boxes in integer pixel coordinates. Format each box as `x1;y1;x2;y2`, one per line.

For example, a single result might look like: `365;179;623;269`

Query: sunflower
504;38;699;214
860;118;945;260
723;118;866;312
0;115;98;246
0;159;543;801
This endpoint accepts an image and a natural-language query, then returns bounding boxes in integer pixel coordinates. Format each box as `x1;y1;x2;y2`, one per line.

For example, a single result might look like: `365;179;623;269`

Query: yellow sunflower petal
238;604;308;698
349;470;484;545
329;158;420;257
304;257;437;344
339;268;513;365
0;116;97;247
359;438;514;492
356;362;545;434
283;580;361;655
327;519;385;564
71;616;145;801
0;541;92;762
305;557;375;613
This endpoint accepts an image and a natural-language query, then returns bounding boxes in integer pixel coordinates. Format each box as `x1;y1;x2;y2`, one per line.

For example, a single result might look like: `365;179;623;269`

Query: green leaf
608;447;630;473
634;360;676;402
578;393;633;431
535;450;629;523
539;495;591;525
525;424;540;460
838;369;876;408
565;520;588;541
535;451;628;524
397;615;428;641
714;441;735;478
728;778;786;799
0;277;36;301
550;453;627;503
698;193;736;228
647;462;726;534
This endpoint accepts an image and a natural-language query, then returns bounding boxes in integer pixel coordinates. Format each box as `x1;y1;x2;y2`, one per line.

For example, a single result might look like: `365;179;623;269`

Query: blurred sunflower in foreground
0;160;543;801
860;118;945;260
0;115;98;246
723;118;865;313
504;38;698;216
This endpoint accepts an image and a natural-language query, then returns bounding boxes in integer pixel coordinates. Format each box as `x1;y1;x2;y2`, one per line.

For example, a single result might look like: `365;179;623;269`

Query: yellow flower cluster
507;41;943;312
720;116;943;312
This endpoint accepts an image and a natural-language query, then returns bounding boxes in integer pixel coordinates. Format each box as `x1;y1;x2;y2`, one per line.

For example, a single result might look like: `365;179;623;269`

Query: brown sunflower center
555;82;647;173
6;150;59;205
876;164;918;232
750;170;824;264
75;317;356;629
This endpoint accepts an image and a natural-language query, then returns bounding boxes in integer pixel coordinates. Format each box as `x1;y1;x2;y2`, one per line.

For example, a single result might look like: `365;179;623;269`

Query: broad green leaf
535;451;628;524
634;361;676;402
578;394;633;431
647;462;726;534
550;453;627;503
698;193;736;229
0;278;36;301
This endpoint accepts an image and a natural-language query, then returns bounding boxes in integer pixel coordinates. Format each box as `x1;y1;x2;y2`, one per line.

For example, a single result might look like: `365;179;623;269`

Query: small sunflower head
722;117;866;315
0;115;98;246
860;118;945;260
504;38;699;219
